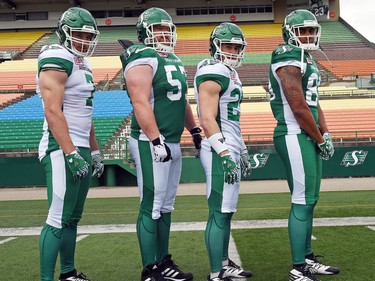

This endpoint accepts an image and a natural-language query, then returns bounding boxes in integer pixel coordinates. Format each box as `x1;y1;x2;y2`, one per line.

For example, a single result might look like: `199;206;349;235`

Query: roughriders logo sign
340;150;368;167
249;153;269;169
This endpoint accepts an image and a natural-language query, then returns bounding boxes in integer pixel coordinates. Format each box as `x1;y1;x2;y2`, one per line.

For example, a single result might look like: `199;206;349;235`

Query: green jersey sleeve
195;59;230;96
38;44;73;76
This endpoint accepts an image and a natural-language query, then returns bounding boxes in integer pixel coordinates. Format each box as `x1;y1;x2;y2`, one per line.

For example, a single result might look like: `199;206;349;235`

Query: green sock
60;224;77;274
157;212;171;261
305;204;316;256
288;204;314;265
222;212;233;261
39;224;62;281
205;211;231;272
137;212;157;267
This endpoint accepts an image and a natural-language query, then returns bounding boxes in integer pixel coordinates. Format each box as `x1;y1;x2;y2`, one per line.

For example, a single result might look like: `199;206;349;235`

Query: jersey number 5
165;65;185;101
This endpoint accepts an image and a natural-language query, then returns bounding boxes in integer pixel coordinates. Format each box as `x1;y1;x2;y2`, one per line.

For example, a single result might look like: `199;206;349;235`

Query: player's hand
317;132;334;160
190;126;202;158
65;150;89;181
91;150;104;178
220;153;239;185
152;136;172;162
239;148;251;177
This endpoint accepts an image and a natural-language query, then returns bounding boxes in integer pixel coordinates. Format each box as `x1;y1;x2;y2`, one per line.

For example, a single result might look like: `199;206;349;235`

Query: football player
37;7;103;281
194;22;252;281
119;7;201;281
268;9;339;281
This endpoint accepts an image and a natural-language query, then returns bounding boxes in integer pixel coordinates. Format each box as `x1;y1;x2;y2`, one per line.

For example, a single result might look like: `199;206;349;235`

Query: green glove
220;154;239;185
65;150;89;181
317;133;334;160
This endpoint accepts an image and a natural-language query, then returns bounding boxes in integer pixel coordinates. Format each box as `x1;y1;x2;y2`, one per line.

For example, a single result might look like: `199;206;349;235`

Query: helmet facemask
60;25;99;57
210;22;246;68
285;21;321;50
56;8;100;57
143;21;177;53
212;37;246;68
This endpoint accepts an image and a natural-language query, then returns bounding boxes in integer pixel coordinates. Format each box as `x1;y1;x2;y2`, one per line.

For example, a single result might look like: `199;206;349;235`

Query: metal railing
1;130;374;159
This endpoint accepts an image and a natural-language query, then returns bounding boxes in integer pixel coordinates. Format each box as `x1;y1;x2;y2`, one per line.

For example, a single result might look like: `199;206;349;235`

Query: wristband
190;126;202;135
91;150;100;156
208;132;228;155
65;150;77;157
151;134;165;146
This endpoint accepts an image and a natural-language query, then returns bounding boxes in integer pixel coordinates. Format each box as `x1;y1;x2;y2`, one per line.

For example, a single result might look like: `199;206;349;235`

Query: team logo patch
340;150;368;167
249;153;269;169
306;57;312;64
74;56;84;66
230;71;236;80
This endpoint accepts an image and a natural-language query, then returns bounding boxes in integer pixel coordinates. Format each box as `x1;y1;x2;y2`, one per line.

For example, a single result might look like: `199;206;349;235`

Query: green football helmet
56;7;100;57
136;7;177;53
282;9;321;50
209;22;247;68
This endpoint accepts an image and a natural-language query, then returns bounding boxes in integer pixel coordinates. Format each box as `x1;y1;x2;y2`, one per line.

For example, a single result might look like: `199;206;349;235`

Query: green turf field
1;190;374;280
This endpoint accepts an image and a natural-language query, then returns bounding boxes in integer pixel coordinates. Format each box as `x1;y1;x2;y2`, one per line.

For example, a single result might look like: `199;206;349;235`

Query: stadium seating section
0;19;374;151
1;20;374;90
0;91;132;150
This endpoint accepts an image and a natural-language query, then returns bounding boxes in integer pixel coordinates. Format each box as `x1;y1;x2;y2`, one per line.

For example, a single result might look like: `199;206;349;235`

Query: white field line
367;226;375;231
228;233;247;280
1;217;375;237
311;234;317;240
0;237;17;244
76;234;89;242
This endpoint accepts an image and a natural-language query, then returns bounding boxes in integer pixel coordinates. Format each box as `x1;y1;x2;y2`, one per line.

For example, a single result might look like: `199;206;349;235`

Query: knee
291;204;314;221
208;211;231;229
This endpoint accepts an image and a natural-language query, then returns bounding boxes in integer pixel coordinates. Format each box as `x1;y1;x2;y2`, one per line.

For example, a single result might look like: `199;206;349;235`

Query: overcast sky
339;0;375;43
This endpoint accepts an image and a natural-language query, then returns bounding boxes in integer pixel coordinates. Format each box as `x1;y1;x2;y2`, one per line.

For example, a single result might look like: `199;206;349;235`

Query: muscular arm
198;80;229;155
198;80;221;137
276;65;325;144
184;101;197;131
125;64;160;141
89;121;100;152
39;70;76;154
317;103;329;135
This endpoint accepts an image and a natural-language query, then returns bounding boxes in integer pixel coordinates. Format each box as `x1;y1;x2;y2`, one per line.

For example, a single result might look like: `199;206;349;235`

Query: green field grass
1;190;374;280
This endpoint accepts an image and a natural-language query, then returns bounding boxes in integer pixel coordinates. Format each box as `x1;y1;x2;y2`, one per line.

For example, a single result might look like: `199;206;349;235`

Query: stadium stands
180;98;375;148
1;19;373;88
0;93;24;107
0;31;46;53
0;18;375;153
0;56;122;91
0;91;132;150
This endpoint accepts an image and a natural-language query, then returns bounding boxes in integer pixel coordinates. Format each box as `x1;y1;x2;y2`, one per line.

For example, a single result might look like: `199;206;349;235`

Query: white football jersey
194;59;244;153
37;44;95;159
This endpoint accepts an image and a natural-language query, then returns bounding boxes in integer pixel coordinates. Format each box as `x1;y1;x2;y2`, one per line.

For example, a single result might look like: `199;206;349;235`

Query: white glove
152;135;172;162
91;150;104;178
317;133;334;160
239;148;251;177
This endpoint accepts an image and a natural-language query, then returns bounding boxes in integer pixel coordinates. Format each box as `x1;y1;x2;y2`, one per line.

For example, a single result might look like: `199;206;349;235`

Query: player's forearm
89;121;100;152
133;103;160;141
45;109;75;154
317;104;329;134
184;102;197;131
293;109;325;143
